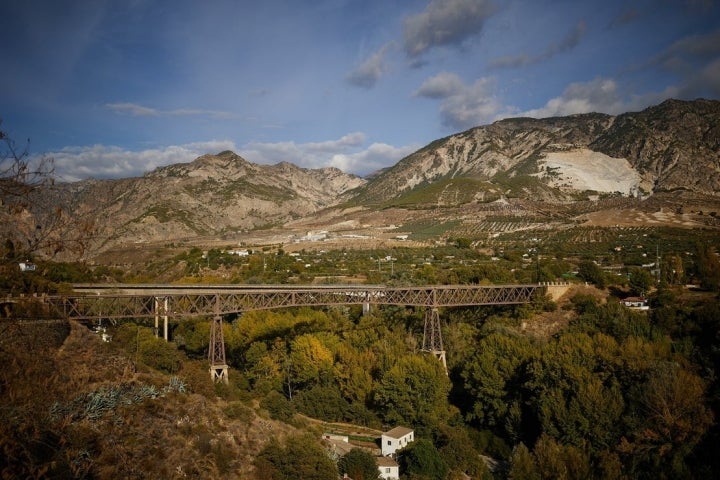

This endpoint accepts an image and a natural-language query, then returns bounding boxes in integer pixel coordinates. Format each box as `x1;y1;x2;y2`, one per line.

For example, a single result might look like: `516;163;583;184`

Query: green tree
455;237;472;249
620;364;713;478
509;443;539;480
532;434;592;480
661;254;685;285
527;333;624;450
577;261;606;288
397;438;448;480
694;242;720;291
260;390;296;422
338;448;380;480
288;333;334;391
113;323;182;373
374;355;453;431
255;433;338;480
435;426;488;478
460;333;538;440
628;267;654;296
334;343;375;405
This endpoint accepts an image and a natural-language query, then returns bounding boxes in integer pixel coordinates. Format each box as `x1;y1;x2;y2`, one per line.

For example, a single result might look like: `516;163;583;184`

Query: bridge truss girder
43;284;541;381
45;284;539;320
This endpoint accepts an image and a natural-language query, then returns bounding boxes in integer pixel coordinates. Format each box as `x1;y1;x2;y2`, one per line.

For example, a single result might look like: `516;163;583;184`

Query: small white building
381;426;414;457
19;261;36;272
622;297;649;310
377;455;400;480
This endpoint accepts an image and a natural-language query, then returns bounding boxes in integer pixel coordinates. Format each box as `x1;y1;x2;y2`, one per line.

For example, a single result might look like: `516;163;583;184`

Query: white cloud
41;133;410;182
328;142;419;175
105;103;159;116
240;133;365;167
415;72;508;129
518;78;680;118
240;133;417;176
403;0;497;58
105;102;237;119
345;43;394;88
44;140;237;182
413;71;466;98
519;78;625;118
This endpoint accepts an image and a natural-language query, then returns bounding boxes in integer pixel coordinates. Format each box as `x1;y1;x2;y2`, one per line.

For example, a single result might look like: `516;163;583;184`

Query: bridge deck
43;284;544;320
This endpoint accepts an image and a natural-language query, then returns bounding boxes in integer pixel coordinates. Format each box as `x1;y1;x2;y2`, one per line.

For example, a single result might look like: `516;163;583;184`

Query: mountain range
19;99;720;260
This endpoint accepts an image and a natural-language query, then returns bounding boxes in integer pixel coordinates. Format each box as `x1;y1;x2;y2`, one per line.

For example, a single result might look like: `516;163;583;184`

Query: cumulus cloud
517;78;680;118
489;21;587;69
45;140;237;182
403;0;497;58
240;132;417;176
415;72;508;129
106;102;236;119
519;78;625;118
328;142;419;175
345;43;394;88
413;71;466;98
241;133;366;167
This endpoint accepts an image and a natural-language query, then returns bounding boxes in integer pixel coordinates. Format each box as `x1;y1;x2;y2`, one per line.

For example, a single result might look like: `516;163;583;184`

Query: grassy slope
0;321;295;479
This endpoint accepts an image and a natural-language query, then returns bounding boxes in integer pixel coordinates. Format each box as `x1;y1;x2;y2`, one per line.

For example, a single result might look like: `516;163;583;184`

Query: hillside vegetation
2;98;720;479
2;254;720;479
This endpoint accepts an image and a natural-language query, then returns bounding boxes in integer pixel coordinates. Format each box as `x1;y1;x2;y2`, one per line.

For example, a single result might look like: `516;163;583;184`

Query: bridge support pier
208;295;228;385
422;307;447;374
154;296;169;340
154;297;159;338
209;313;228;384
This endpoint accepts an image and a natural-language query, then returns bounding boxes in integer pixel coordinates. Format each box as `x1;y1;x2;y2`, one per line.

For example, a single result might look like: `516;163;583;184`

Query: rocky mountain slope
353;99;720;205
44;151;365;253
15;99;720;259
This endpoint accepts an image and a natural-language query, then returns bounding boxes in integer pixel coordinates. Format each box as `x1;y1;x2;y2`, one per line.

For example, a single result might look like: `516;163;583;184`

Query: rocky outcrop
46;151;365;251
356;99;719;204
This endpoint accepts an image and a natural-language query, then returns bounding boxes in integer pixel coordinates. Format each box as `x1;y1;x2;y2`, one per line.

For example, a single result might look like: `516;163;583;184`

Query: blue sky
2;0;719;181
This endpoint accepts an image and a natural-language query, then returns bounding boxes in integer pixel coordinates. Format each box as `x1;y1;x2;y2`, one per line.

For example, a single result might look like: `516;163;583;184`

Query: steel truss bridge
43;283;544;381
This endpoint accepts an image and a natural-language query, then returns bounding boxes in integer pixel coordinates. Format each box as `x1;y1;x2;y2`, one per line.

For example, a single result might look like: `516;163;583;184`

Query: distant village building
19;261;36;272
622;297;649;310
376;455;400;480
321;433;353;458
381;426;414;456
301;231;328;242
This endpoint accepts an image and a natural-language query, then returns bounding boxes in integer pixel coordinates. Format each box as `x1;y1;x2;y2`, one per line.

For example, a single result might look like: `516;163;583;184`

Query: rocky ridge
45;151;365;252
356;99;720;204
19;99;720;258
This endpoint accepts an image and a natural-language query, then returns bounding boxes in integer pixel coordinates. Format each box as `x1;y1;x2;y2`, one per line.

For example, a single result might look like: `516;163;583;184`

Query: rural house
381;426;414;456
376;455;400;479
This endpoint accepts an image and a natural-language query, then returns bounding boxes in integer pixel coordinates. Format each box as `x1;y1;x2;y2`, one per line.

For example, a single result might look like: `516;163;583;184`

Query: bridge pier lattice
422;307;447;373
154;296;169;340
208;296;228;384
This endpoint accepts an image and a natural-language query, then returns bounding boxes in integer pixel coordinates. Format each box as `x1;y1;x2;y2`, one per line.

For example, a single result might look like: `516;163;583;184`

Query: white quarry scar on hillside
536;149;642;194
